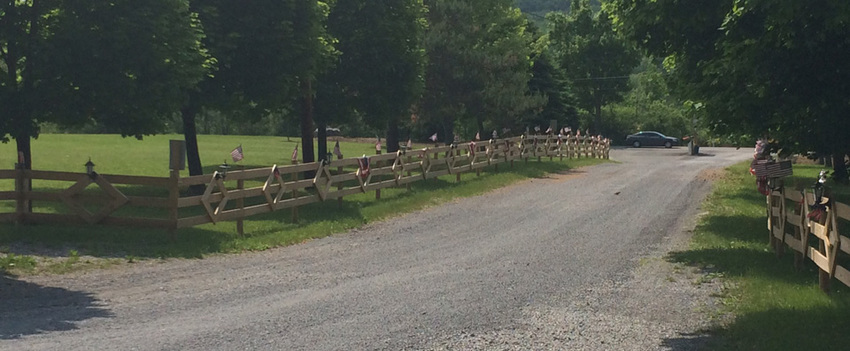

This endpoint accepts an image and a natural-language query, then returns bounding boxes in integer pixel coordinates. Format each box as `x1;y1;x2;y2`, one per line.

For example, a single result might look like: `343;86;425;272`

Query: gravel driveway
1;146;752;351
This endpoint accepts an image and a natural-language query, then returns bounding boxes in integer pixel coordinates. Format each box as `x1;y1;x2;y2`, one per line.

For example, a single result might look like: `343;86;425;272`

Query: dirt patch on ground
697;167;729;182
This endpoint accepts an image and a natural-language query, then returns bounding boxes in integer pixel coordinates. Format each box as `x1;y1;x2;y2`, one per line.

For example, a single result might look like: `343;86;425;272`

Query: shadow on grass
0;274;112;339
691;305;850;350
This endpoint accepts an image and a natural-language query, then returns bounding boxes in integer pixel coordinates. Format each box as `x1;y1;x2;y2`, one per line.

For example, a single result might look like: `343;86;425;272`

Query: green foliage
421;0;545;142
609;0;850;157
0;0;207;142
320;0;427;151
548;0;639;134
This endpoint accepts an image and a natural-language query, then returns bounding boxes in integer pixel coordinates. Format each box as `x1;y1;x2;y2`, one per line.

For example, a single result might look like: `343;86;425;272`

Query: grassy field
0;134;607;275
671;162;850;350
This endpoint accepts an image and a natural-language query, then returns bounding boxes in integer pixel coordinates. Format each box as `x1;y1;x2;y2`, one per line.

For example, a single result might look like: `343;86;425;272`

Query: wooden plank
0;170;15;179
840;235;850;255
786;213;801;226
330;173;359;183
0;191;16;201
216;203;273;222
811;222;830;242
177;215;212;228
324;187;364;199
221;167;276;181
100;174;171;187
364;179;398;192
784;190;803;203
273;194;320;211
809;249;831;272
178;174;212;186
784;235;804;253
27;170;84;182
834;201;850;221
772;226;784;239
834;265;850;288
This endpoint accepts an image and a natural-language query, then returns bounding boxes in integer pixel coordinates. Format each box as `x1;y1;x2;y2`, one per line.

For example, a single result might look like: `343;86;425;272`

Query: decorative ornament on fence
262;165;288;209
356;155;372;190
312;161;335;200
201;172;229;223
391;150;406;181
59;173;129;224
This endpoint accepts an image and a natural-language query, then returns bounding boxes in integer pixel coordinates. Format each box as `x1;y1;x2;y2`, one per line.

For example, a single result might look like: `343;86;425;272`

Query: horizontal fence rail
767;187;850;293
1;135;610;235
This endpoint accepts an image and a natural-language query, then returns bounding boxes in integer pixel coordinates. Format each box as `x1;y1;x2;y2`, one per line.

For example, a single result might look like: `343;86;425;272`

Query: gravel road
1;146;752;351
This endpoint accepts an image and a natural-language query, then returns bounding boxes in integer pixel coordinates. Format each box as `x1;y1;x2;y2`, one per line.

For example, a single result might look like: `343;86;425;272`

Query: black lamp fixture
85;158;96;179
217;160;231;179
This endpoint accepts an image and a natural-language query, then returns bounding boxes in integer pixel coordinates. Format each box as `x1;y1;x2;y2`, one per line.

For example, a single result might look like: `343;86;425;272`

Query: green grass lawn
1;134;606;275
670;162;850;350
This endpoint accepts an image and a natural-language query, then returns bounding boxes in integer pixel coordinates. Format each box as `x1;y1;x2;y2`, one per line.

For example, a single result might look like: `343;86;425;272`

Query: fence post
375;147;382;200
236;177;245;237
456;147;461;182
292;160;299;223
337;154;344;207
168;169;180;240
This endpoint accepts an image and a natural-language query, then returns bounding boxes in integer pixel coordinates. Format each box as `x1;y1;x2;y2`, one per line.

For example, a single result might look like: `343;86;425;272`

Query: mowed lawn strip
670;162;850;350
0;134;606;275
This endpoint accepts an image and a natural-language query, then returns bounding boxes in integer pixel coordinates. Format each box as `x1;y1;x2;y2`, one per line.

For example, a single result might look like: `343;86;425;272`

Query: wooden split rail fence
767;187;850;292
0;135;609;235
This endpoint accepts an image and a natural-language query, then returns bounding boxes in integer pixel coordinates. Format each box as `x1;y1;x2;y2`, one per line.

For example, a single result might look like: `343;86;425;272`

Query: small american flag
545;126;552;134
291;145;299;162
230;145;244;162
468;141;476;157
376;137;382;152
406;139;412;149
475;132;480;141
429;133;438;142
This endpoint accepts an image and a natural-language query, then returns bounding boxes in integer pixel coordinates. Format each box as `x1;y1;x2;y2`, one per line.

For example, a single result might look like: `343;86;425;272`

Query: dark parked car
625;131;679;148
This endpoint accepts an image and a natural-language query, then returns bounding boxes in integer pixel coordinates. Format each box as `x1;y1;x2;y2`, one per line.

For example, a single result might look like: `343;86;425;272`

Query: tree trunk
833;152;849;184
181;102;203;177
317;119;328;162
181;98;205;195
386;117;400;153
300;78;316;178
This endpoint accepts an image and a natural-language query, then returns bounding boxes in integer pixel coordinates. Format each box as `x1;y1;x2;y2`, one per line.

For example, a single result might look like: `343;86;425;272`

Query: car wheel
632;141;641;148
664;141;672;148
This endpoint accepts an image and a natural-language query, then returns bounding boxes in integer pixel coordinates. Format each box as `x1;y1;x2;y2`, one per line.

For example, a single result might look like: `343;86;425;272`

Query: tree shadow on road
0;274;112;340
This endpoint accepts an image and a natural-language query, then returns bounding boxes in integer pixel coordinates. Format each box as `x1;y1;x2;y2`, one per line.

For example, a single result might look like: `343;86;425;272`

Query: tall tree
322;0;426;154
1;0;206;170
182;0;334;176
610;0;850;181
548;0;638;134
422;0;544;142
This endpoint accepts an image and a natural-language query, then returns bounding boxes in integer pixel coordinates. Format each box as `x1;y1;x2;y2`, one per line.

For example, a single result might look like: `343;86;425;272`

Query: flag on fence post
475;131;480;141
468;141;476;157
492;130;498;139
406;138;413;150
291;144;299;163
376;136;382;152
545;126;552;134
429;133;438;142
333;141;342;158
230;145;244;162
357;155;371;179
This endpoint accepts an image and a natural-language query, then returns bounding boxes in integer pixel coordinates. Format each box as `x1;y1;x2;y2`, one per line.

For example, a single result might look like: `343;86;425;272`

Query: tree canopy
1;0;207;167
610;0;850;176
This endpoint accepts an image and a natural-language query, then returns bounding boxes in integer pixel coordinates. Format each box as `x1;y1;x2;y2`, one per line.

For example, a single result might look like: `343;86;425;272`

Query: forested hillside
515;0;600;14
